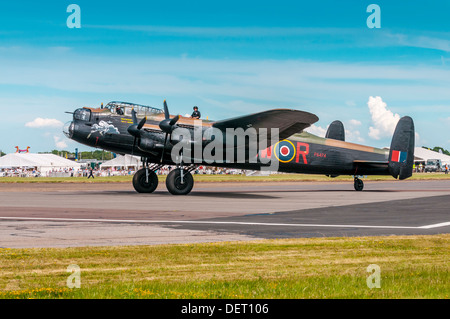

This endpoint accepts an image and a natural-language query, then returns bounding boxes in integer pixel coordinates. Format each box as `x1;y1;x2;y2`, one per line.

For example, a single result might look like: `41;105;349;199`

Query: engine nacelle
138;138;155;151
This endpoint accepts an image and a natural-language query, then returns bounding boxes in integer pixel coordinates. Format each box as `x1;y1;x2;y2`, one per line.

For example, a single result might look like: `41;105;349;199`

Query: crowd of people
91;166;245;178
0;168;41;177
0;167;83;178
2;164;448;177
413;163;425;173
0;166;246;178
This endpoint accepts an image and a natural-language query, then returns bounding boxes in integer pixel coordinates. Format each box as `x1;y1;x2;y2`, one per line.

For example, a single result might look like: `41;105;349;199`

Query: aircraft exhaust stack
388;116;415;180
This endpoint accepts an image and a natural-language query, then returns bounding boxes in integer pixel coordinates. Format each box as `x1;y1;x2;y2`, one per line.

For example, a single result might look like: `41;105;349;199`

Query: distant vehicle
425;159;442;172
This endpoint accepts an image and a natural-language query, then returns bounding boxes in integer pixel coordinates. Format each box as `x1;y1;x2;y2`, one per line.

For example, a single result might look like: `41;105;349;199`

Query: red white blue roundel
274;140;296;163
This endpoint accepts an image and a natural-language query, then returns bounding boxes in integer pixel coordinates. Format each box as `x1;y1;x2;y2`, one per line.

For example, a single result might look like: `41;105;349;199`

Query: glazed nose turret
63;121;74;138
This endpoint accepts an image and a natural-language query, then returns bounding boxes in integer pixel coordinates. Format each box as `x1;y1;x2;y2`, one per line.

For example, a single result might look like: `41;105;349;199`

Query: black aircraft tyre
166;169;194;195
132;168;158;193
354;178;364;191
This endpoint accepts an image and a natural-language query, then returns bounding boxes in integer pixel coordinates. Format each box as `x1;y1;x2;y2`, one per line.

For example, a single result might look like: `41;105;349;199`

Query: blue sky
0;0;449;152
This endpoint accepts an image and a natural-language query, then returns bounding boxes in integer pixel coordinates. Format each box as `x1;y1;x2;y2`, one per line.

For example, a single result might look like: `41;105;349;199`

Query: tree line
46;150;116;161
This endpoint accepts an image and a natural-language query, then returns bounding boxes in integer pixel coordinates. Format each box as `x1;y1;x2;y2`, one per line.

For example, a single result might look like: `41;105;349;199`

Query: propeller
127;109;147;154
159;100;179;162
126;101;179;159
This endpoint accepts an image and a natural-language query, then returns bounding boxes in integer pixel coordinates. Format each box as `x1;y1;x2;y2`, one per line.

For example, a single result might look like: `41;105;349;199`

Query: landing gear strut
132;159;163;193
354;177;364;191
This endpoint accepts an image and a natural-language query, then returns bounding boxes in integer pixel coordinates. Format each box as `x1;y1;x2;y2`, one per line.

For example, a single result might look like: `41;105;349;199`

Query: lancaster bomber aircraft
64;100;414;195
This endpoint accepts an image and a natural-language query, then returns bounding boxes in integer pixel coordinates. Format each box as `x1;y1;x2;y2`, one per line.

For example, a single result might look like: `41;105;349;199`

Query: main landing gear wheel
166;168;194;195
354;177;364;191
133;168;158;193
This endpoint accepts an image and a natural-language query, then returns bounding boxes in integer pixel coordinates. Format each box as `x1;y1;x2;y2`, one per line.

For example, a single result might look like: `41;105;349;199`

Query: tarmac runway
0;179;449;248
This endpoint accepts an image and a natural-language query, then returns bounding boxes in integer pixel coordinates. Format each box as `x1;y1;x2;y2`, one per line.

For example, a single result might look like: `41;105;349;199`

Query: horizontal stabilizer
353;160;389;175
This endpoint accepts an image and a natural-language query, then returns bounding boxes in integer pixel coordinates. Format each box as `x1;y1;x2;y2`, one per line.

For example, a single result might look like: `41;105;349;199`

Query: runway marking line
0;217;449;230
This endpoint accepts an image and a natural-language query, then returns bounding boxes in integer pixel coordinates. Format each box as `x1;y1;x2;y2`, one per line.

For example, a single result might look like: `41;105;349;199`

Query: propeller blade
169;114;180;126
131;108;138;125
128;106;146;139
163;100;169;120
137;116;147;130
159;100;179;133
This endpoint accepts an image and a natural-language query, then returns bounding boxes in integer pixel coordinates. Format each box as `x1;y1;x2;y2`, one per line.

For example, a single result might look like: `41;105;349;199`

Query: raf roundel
274;140;296;163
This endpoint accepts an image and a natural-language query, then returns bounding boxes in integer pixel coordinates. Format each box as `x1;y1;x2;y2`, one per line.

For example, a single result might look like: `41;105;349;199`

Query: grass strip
1;235;448;299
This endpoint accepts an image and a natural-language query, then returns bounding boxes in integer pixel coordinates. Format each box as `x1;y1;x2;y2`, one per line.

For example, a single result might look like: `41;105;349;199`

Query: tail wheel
354;177;364;191
132;168;158;193
166;169;194;195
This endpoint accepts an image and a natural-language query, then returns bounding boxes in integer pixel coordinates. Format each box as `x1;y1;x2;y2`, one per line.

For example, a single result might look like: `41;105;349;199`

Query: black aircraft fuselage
64;101;415;194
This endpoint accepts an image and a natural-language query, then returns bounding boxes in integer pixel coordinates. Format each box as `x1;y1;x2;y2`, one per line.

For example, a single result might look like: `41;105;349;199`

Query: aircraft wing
212;109;319;141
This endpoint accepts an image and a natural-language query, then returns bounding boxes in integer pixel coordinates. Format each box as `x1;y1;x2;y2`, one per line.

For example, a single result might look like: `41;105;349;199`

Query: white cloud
367;96;400;140
86;25;358;38
25;118;63;128
305;124;327;137
348;119;362;126
392;33;450;53
53;136;67;149
345;129;364;144
306;124;364;143
345;100;356;107
345;120;364;143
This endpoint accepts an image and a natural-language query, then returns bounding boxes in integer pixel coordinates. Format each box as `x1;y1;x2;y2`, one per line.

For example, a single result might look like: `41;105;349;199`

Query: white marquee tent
100;155;141;169
414;147;450;165
0;153;82;174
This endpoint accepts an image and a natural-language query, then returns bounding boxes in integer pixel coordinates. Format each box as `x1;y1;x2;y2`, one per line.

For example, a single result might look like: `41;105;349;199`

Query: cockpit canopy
74;108;91;121
105;101;164;117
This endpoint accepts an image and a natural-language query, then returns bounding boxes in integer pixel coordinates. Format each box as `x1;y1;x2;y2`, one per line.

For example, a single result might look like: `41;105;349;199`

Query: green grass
1;235;448;299
1;172;449;183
